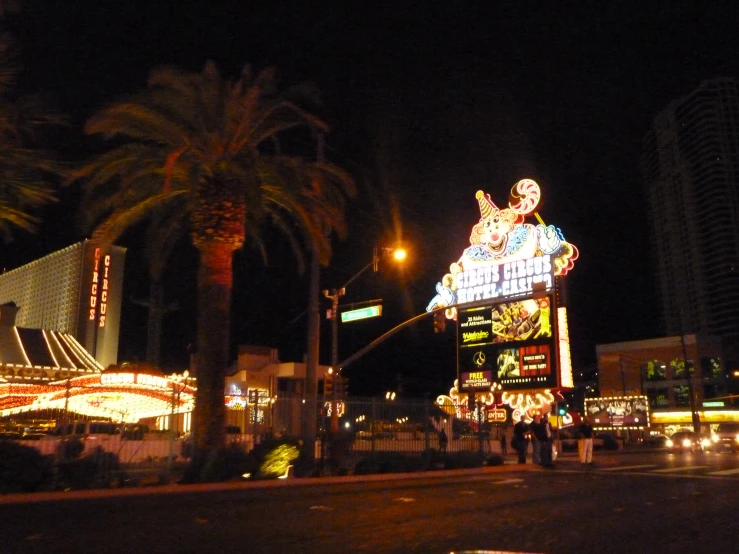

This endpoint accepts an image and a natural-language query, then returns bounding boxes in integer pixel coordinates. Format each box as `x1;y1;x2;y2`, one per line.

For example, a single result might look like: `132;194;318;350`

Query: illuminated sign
703;401;725;407
88;247;112;328
454;255;554;304
427;179;578;314
557;307;573;388
341;305;382;322
459;297;553;346
436;382;557;424
101;372;170;389
584;396;650;430
459;343;555;392
459;369;494;392
487;409;507;423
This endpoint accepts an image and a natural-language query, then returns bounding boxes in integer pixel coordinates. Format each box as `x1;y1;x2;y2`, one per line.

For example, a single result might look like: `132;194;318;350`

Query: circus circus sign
427;179;578;314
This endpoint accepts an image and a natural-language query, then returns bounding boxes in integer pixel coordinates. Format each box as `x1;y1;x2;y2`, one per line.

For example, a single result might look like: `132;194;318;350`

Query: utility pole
324;287;344;432
680;333;701;432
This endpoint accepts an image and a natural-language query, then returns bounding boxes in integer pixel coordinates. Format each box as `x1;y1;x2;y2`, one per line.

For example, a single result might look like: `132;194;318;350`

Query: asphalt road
1;450;738;554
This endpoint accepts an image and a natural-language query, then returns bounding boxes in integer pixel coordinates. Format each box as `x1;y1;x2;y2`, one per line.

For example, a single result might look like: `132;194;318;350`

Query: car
710;423;739;452
666;431;711;452
641;434;669;448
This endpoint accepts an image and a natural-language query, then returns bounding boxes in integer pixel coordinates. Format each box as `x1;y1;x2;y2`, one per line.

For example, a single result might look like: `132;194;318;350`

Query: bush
56;447;123;490
324;432;355;475
260;444;300;478
0;440;54;493
200;444;259;483
353;453;425;475
447;450;485;469
485;454;505;466
57;437;85;460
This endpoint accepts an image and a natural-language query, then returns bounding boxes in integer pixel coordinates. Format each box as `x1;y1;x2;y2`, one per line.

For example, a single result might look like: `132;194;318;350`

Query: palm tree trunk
145;281;164;366
192;241;233;459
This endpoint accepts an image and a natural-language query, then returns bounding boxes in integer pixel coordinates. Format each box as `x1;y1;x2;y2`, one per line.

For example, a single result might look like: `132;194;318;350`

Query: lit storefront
595;335;738;432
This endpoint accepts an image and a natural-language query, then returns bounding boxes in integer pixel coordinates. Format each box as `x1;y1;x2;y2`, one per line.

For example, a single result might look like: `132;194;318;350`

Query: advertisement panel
584;396;650;429
458;297;556;392
458;342;556;392
458;297;554;347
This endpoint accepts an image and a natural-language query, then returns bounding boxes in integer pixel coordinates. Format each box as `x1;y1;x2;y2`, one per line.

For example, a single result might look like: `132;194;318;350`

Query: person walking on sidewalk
513;419;529;464
530;412;555;467
580;417;594;465
438;428;448;454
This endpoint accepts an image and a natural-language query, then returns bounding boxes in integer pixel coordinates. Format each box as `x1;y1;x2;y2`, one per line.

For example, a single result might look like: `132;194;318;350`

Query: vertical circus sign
89;248;112;327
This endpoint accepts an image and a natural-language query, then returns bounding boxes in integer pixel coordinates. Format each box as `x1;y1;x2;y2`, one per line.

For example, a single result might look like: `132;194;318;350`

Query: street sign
341;305;382;322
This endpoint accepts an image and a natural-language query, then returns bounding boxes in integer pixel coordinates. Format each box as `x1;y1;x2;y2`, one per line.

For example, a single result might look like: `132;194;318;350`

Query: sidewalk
0;459;546;505
1;445;641;506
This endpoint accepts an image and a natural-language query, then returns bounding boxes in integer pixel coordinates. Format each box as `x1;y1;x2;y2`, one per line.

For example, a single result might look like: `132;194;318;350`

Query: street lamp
323;246;406;432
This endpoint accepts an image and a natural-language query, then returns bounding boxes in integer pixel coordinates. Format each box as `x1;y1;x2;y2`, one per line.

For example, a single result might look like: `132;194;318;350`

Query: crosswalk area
592;463;739;478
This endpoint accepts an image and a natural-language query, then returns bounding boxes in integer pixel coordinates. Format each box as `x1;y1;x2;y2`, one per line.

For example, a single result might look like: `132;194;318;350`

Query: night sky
3;2;739;396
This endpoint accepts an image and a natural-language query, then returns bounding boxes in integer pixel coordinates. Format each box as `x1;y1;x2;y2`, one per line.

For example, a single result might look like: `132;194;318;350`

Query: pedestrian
530;412;554;466
500;431;507;455
580;416;594;465
513;418;529;464
438;427;448;453
542;413;555;467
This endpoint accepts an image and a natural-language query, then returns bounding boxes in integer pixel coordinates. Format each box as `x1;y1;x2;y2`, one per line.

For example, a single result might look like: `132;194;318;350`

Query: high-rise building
642;78;739;357
0;241;126;368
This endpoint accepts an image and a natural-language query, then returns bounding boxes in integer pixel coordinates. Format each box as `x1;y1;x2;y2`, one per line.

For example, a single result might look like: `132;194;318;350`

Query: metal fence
1;394;510;490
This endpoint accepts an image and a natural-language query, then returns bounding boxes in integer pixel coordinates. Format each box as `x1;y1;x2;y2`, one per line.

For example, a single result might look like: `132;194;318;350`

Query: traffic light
433;311;447;333
557;402;567;416
324;375;333;398
336;376;348;398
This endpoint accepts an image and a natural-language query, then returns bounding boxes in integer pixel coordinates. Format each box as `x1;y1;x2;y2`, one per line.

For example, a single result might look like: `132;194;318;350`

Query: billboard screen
458;297;556;392
584;396;650;429
458;297;554;347
458;342;556;392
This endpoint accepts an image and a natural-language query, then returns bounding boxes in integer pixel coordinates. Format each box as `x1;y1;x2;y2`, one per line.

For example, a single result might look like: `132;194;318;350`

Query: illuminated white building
0;241;125;368
642;78;739;352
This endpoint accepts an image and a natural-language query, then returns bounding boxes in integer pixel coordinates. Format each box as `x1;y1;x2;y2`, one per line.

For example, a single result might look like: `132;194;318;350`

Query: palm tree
0;17;60;241
73;61;355;469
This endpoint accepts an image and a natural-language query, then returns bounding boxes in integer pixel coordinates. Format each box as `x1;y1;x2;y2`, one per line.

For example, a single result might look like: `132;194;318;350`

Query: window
646;388;669;408
671;358;694;379
642;360;667;381
701;357;723;379
673;385;690;407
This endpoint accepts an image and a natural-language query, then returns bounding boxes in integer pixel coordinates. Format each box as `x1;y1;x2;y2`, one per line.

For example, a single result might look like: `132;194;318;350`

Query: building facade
0;241;126;368
642;78;739;354
596;335;738;431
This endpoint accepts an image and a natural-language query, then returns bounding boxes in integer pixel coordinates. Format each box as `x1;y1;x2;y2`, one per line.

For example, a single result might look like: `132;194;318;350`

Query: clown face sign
427;179;578;315
430;180;578;395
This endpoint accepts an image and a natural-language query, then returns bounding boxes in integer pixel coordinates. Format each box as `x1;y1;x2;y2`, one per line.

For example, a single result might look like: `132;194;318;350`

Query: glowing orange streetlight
324;246;408;431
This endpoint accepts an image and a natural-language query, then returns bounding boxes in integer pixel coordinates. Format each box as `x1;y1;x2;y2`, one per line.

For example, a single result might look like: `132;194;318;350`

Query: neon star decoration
427;179;578;316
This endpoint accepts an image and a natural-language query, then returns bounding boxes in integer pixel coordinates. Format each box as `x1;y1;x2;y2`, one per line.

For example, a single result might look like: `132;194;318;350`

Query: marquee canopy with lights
0;370;195;422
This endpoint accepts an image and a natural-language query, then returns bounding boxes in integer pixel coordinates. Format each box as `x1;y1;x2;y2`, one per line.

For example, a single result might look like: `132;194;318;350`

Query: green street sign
341;305;382;322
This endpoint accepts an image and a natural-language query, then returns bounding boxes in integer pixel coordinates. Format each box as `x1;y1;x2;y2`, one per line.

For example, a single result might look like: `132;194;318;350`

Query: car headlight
712;434;719;443
735;434;739;443
666;439;674;447
682;438;692;447
701;438;711;448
